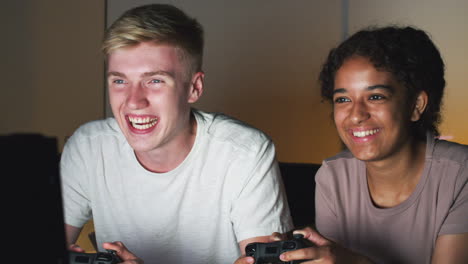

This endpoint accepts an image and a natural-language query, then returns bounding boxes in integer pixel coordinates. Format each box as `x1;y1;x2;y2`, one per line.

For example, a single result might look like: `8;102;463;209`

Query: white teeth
353;129;380;137
128;117;158;130
128;116;156;123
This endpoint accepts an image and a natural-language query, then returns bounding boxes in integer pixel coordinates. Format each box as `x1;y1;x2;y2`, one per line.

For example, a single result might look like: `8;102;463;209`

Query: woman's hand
233;255;254;264
279;227;374;264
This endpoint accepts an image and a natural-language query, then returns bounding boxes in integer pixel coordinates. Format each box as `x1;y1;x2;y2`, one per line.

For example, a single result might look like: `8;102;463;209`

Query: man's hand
103;241;144;264
68;244;85;253
234;232;287;264
279;227;374;264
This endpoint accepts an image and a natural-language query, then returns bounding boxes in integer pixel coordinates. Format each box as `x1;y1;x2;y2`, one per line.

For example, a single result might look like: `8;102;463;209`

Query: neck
135;113;197;173
366;137;426;208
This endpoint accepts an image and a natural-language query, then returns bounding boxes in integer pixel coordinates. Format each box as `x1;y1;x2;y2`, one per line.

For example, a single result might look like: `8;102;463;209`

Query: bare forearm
65;224;83;246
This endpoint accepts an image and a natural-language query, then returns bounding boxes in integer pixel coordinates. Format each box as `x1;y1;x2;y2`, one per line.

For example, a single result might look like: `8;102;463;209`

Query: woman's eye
334;97;350;103
369;94;385;100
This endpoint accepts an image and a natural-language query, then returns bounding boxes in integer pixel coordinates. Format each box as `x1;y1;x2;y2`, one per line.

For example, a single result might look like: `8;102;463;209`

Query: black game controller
245;234;310;264
69;249;122;264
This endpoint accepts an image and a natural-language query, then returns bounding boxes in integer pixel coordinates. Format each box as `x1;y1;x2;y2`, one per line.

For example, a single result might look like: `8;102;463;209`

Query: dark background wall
2;0;467;163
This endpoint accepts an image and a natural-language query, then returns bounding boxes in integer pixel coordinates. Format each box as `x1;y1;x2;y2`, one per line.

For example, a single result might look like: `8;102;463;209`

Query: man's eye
334;97;350;103
113;79;125;84
150;79;162;84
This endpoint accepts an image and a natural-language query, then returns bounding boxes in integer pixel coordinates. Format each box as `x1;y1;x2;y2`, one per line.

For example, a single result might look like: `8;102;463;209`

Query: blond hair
102;4;204;74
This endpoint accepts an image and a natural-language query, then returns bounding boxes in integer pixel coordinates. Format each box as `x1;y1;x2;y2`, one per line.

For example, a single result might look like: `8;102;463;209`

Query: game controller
69;249;122;264
245;234;310;264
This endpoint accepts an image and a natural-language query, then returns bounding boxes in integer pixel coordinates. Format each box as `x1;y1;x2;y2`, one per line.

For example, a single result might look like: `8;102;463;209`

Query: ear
187;71;204;103
411;90;428;122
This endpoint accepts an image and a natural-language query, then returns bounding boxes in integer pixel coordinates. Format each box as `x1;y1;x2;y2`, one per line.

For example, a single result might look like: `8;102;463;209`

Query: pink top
315;134;468;263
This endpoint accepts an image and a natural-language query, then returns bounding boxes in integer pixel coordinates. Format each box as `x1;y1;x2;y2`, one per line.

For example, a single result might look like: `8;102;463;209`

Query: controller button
283;241;296;249
293;234;304;239
246;245;256;253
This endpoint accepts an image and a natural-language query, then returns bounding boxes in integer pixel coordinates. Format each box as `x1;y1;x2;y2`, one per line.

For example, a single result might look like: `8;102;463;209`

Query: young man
60;4;293;264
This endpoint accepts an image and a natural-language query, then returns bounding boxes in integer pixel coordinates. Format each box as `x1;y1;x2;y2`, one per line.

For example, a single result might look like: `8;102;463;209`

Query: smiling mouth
353;128;380;138
128;116;158;130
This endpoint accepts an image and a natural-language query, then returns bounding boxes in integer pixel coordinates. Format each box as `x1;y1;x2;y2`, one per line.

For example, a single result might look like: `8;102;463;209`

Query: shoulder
64;118;124;151
72;118;119;136
432;139;468;165
323;149;355;164
431;139;468;190
316;150;361;186
194;110;272;154
69;118;121;140
320;149;359;175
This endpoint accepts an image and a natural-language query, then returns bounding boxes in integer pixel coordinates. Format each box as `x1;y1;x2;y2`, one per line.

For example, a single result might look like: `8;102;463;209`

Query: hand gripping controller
245;234;309;264
69;249;122;264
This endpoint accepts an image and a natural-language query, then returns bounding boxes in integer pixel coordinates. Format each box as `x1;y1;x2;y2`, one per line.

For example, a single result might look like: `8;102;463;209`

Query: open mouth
128;116;158;130
352;128;380;138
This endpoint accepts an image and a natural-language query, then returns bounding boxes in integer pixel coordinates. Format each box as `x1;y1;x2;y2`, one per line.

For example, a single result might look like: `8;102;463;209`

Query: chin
124;136;155;152
131;145;158;154
349;148;382;162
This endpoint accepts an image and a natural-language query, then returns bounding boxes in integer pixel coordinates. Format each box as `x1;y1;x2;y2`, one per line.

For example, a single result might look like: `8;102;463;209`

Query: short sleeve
439;162;468;235
60;133;93;228
230;140;294;242
315;163;341;242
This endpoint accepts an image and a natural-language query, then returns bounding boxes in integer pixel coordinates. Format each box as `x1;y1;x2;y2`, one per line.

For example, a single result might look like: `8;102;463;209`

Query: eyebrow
107;71;175;79
141;71;174;78
332;84;394;95
107;71;125;78
332;88;347;95
367;84;394;92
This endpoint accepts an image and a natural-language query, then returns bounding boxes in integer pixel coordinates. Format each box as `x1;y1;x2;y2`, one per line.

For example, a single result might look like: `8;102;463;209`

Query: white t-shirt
61;109;293;264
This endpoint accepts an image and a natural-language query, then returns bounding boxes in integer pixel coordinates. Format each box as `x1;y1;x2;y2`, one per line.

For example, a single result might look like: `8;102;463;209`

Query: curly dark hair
319;26;445;138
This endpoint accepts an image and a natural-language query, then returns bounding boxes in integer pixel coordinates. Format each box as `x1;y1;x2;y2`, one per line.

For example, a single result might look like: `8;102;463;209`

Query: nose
349;100;370;124
126;83;149;110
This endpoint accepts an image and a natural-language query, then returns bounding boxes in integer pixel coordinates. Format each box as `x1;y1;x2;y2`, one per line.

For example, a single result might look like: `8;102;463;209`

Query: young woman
234;26;468;264
281;26;468;264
